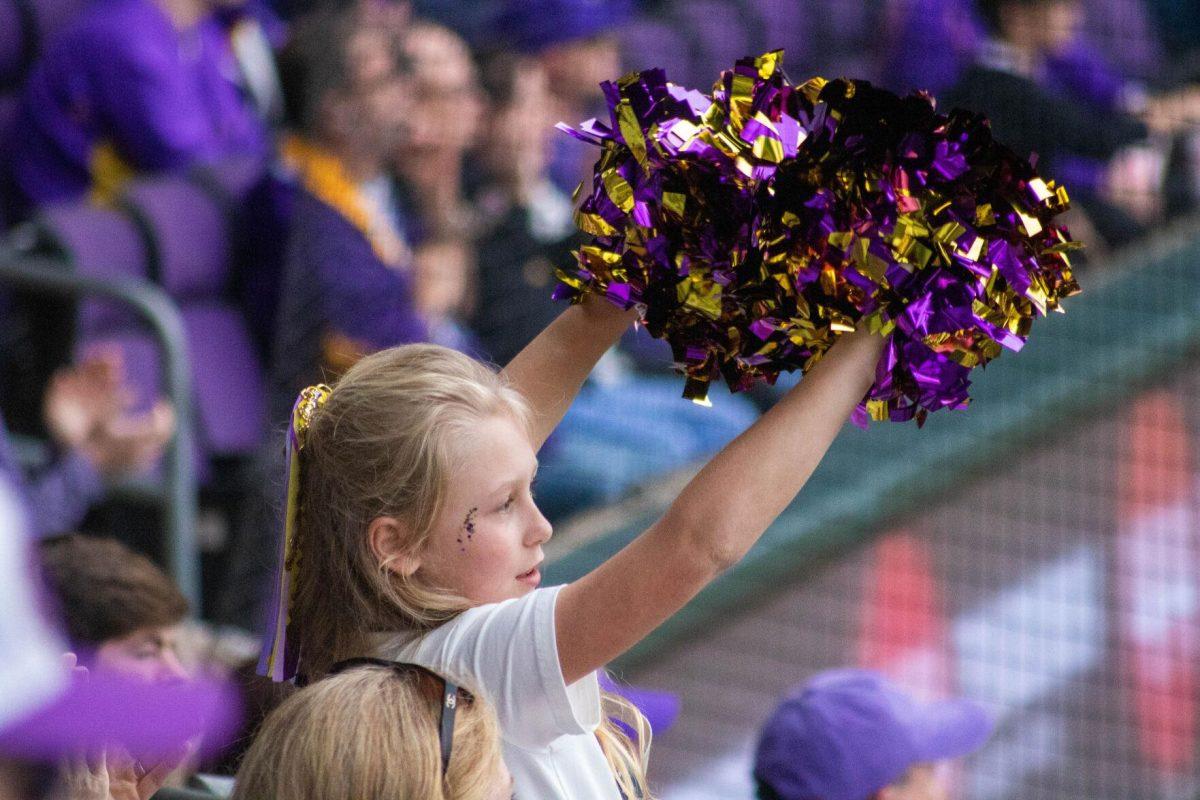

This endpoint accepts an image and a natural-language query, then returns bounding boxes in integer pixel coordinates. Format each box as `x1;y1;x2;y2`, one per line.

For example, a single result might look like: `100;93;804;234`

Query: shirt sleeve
389;585;602;749
0;413;104;539
93;26;218;171
22;450;105;539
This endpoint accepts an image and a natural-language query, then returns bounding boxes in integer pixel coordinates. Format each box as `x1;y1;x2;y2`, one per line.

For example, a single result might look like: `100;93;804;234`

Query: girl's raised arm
555;327;886;684
501;295;637;450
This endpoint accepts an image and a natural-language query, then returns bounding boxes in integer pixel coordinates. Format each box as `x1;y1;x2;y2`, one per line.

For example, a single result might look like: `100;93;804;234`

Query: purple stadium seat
117;175;268;461
120;176;232;299
77;303;267;468
620;19;693;84
33;201;151;334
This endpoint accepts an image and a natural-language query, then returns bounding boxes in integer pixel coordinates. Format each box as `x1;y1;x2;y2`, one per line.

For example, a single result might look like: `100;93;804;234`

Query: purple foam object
180;302;266;457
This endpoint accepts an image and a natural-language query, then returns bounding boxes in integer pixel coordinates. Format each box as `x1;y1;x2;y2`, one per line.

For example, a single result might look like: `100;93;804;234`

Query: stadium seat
118;175;268;462
120;177;233;299
32;201;152;334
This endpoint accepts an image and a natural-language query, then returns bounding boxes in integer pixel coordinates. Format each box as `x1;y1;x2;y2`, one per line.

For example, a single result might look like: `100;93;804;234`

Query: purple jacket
8;0;268;212
0;411;104;539
267;187;429;422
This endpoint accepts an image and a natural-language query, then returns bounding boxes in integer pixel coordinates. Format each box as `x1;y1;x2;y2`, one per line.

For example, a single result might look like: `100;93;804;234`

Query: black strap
439;678;459;775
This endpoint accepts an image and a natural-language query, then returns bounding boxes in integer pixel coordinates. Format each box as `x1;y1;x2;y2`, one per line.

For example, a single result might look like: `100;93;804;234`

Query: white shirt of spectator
376;585;623;800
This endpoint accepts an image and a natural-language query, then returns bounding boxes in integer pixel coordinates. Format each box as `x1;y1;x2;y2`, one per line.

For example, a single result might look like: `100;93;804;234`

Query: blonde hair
288;343;653;797
232;665;503;800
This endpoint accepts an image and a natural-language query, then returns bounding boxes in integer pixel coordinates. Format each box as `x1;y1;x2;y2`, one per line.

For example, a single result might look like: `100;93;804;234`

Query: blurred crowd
0;0;1197;619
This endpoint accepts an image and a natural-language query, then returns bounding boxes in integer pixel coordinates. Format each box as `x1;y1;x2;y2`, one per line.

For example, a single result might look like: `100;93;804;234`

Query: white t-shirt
375;585;623;799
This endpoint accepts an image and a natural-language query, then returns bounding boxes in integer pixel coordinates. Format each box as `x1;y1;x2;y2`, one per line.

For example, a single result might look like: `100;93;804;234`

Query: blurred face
482;60;554;183
402;23;484;156
415;414;552;604
96;625;189;683
540;34;621;106
327;28;411;161
1004;0;1081;54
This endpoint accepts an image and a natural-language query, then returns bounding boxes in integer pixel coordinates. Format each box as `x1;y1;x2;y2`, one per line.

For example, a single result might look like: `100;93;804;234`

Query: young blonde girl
262;296;884;798
233;663;511;800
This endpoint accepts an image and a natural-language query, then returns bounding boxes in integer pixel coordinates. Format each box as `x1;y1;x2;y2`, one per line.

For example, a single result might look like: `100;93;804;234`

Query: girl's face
416;414;552;605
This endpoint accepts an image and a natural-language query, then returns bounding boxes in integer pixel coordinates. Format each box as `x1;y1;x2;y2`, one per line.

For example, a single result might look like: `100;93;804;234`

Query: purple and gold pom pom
555;51;1081;425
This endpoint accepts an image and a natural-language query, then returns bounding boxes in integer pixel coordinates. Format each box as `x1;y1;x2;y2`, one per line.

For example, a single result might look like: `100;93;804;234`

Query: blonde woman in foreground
233;660;512;800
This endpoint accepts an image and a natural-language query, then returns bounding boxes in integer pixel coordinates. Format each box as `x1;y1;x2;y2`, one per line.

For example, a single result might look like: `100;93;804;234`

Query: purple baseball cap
754;669;994;800
493;0;634;54
0;479;240;763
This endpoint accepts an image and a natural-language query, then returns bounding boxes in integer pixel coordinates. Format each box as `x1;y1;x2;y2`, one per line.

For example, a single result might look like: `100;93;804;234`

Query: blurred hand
1104;143;1166;226
43;349;130;451
44;349;174;478
78;402;174;478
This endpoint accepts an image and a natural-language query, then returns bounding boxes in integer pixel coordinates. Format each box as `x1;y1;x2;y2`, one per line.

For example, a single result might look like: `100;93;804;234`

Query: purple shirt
0;411;104;540
268;186;429;422
8;0;268;212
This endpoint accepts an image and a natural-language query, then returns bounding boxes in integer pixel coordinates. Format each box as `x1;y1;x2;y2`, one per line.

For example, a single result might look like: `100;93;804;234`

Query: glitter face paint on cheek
457;507;478;554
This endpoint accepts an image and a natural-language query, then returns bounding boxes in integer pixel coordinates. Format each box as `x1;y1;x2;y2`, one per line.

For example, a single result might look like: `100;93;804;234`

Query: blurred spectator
878;0;984;95
0;349;173;540
38;534;190;682
493;0;633;195
217;6;424;633
397;20;484;239
470;52;574;365
396;20;485;353
754;669;994;800
941;0;1161;247
3;0;271;220
468;52;759;520
267;7;426;422
0;481;237;800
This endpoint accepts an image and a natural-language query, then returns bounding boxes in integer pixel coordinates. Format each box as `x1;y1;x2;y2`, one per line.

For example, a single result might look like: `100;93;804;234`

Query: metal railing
0;251;200;608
